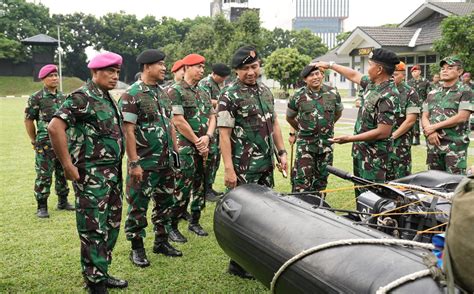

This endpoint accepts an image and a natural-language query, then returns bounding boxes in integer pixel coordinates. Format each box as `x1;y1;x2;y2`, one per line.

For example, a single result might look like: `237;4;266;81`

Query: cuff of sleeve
172;105;184;115
459;102;474;111
122;112;138;124
406;106;421;114
286;108;297;118
217;111;235;128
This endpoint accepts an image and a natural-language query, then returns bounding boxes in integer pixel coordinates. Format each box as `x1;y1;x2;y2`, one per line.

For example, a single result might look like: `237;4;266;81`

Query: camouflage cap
440;56;463;67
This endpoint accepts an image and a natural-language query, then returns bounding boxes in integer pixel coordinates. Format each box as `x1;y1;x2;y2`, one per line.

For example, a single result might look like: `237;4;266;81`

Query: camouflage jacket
463;81;474;91
119;81;174;170
25;87;66;143
168;79;214;154
217;80;274;174
394;81;420;147
423;81;473;148
431;81;442;90
353;75;398;159
408;77;431;102
198;75;222;101
54;80;124;170
287;84;343;153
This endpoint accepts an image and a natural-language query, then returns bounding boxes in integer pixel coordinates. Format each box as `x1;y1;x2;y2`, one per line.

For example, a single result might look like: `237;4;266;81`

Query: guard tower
21;34;59;81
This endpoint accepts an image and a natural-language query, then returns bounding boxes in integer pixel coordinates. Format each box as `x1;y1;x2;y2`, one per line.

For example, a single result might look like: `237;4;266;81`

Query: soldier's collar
237;79;259;90
42;86;58;96
87;79;106;97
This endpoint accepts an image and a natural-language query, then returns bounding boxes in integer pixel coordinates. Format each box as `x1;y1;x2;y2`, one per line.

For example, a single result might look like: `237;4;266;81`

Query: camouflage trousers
173;153;205;220
427;144;468;175
34;141;69;201
387;141;412;181
412;118;421;144
72;165;123;283
291;149;333;193
353;150;388;197
237;169;274;187
206;139;221;187
124;169;175;240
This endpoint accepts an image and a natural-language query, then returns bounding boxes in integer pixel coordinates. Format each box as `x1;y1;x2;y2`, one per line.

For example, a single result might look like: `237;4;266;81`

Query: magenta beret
182;54;205;66
38;64;58;79
87;52;123;69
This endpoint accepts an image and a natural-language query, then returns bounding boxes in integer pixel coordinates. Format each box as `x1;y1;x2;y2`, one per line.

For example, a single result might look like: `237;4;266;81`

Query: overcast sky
31;0;434;31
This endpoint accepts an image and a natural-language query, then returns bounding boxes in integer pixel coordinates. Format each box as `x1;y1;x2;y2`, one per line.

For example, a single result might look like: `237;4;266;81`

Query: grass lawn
0;77;84;96
0;97;472;292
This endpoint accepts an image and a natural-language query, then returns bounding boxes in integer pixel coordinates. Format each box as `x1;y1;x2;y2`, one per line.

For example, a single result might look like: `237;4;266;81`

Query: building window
426;55;437;64
417;56;425;63
340;74;346;82
406;56;415;64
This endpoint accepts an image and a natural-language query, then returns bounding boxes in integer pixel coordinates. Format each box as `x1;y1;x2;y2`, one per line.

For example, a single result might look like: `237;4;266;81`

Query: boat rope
270;238;435;293
416;222;448;235
375;269;432;294
388;181;453;201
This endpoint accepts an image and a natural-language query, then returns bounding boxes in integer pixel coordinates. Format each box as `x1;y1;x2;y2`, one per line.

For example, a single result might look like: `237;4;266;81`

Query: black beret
231;45;259;69
212;63;231;77
368;48;400;67
136;49;166;64
300;65;319;78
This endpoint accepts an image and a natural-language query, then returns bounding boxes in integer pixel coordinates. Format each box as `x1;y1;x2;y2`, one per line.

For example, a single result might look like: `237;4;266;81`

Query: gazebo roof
21;34;59;46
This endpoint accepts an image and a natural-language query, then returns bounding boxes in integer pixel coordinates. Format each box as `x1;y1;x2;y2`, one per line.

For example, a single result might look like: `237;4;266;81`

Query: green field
0;77;84;96
0;97;472;292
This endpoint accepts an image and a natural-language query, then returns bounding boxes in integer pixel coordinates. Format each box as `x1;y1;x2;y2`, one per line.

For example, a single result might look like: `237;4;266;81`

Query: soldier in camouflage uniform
422;56;473;175
315;49;400;195
218;45;287;279
431;73;442;89
119;50;182;268
48;52;127;293
198;63;231;201
286;65;343;193
24;64;73;218
388;62;421;180
408;64;431;145
462;72;474;91
168;53;216;239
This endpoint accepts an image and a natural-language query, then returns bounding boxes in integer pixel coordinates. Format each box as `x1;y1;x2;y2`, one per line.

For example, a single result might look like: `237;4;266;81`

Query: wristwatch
129;157;140;169
289;132;296;136
329;61;335;69
278;150;287;156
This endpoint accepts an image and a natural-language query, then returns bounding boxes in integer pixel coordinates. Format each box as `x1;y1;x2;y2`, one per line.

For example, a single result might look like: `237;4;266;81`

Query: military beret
395;61;406;72
136;49;166;64
368;48;400;68
212;63;231;77
182;54;206;66
463;72;471;78
88;52;122;69
300;65;319;78
411;64;421;72
231;45;259;69
171;60;184;73
440;56;463;67
38;64;58;79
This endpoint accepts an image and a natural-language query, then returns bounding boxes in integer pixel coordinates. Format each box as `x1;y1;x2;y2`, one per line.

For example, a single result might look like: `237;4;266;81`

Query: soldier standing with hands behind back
48;52;128;293
25;64;74;218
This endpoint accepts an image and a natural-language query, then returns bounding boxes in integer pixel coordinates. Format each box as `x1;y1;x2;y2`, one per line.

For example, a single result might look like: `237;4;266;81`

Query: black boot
168;222;187;243
153;236;183;257
205;185;220;202
87;280;108;294
129;238;150;268
105;276;128;289
188;211;208;236
57;194;74;210
227;260;254;280
180;211;191;221
36;199;49;218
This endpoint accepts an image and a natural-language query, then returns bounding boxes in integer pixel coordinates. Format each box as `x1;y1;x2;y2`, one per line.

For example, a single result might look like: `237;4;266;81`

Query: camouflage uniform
287;84;343;192
54;80;124;283
168;80;214;218
422;82;473;174
353;75;398;186
408;76;431;144
198;75;222;189
431;81;442;90
119;81;176;241
387;81;420;180
217;79;276;187
25;88;69;201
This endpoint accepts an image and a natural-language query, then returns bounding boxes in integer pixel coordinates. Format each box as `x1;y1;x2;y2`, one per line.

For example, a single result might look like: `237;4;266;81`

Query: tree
433;12;474;74
290;29;328;58
336;31;351;46
0;0;53;62
264;48;311;92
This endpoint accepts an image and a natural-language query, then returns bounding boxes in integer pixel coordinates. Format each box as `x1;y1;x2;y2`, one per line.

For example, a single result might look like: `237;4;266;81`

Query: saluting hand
311;61;330;70
64;163;80;181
